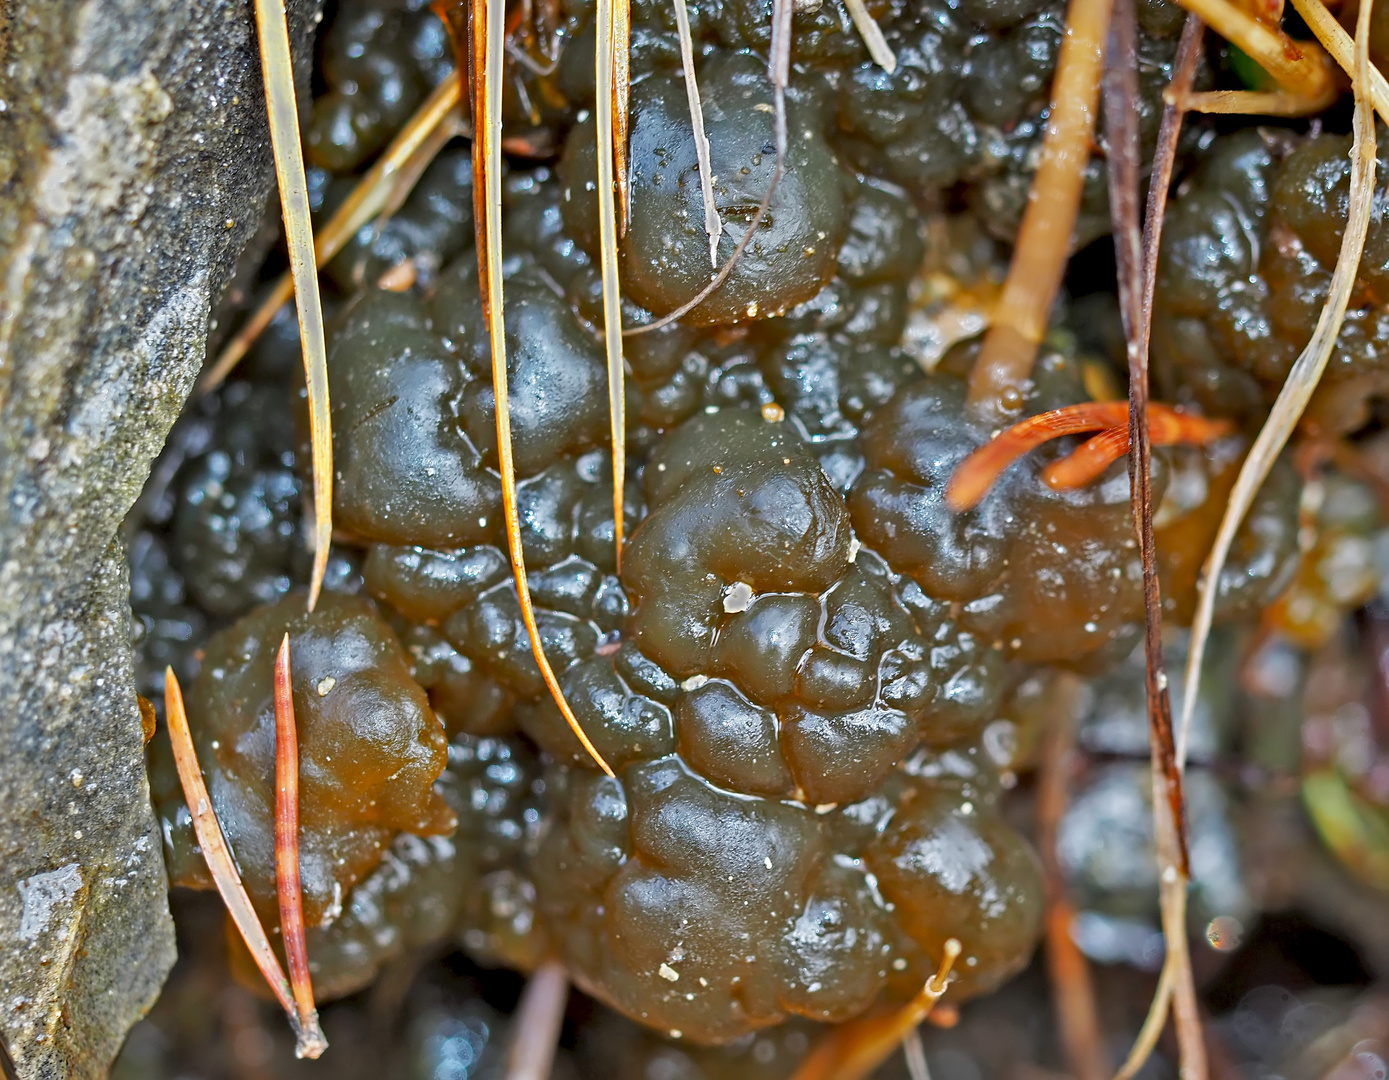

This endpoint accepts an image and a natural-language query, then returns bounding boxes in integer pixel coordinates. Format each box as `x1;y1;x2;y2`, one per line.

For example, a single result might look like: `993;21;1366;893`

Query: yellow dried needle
163;668;327;1058
844;0;898;72
1177;0;1377;772
1176;86;1338;115
613;0;633;237
200;71;464;395
476;0;616;778
253;0;333;611
673;0;723;266
597;0;629;574
1289;0;1389;125
1173;0;1335;100
791;940;961;1080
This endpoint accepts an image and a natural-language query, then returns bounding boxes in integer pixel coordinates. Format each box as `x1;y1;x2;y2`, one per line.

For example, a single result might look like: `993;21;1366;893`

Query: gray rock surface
0;1;315;1075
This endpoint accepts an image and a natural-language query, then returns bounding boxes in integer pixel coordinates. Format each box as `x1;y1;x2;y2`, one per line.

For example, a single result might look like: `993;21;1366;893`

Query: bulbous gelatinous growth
1154;130;1389;436
154;592;454;926
561;52;849;325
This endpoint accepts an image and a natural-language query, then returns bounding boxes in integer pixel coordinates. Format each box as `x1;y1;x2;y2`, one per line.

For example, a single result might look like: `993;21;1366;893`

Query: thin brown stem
844;0;898;71
1178;87;1338;114
790;941;961;1080
252;0;333;610
471;0;615;777
163;668;325;1057
1107;1;1202;1075
273;635;324;1058
966;0;1114;413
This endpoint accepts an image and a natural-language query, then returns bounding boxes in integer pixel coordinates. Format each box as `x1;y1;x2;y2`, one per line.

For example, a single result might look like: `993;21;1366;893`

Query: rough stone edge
0;1;317;1076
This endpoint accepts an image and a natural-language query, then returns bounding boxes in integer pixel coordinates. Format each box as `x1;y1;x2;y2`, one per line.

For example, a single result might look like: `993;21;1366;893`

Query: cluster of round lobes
153;0;1316;1045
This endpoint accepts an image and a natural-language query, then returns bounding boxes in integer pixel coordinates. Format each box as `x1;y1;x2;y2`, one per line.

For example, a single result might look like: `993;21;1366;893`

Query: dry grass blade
623;0;793;337
1178;87;1338;114
596;0;629;572
1172;0;1334;99
252;0;333;611
965;0;1114;413
1180;0;1377;769
1289;0;1389;124
843;0;898;71
1106;9;1204;1080
504;960;570;1080
1037;673;1108;1080
199;71;464;395
790;940;961;1080
472;0;616;777
163;667;325;1057
273;635;325;1059
673;0;723;266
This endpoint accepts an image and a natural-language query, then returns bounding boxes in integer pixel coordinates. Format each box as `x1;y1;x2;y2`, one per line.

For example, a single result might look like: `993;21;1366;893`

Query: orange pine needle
790;940;961;1080
1041;408;1233;489
162;667;327;1058
471;0;616;778
273;635;325;1058
947;402;1230;510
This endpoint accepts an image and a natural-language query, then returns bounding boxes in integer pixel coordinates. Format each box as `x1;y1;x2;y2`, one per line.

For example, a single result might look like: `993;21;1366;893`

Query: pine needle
272;635;323;1058
199;71;464;395
965;0;1114;413
1178;0;1377;774
790;941;961;1080
673;0;723;267
504;961;570;1080
471;0;615;777
844;0;898;72
597;0;629;573
163;667;327;1058
1288;0;1389;124
622;0;793;337
613;0;632;237
252;0;333;611
903;1028;931;1080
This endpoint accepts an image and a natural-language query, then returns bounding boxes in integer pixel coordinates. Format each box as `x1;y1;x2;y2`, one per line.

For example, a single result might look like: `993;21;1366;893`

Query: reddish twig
163;667;326;1058
273;634;323;1056
1106;7;1205;1080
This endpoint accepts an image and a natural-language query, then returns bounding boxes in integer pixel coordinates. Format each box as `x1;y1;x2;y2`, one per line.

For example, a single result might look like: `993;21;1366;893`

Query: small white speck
814;803;838;814
681;674;709;691
723;582;754;613
69;770;83;788
848;537;860;563
659;963;680;982
764;857;773;869
1084;621;1098;633
478;516;487;528
699;977;709;987
892;957;907;970
73;831;82;840
1157;671;1168;691
317;677;336;696
960;801;974;815
670;1030;682;1039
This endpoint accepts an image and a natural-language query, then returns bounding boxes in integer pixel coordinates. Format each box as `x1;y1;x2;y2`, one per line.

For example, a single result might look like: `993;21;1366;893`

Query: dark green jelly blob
328;288;501;548
1154;129;1389;435
154;592;453;927
866;784;1044;999
305;0;445;173
171;383;306;617
850;368;1153;663
561;52;850;325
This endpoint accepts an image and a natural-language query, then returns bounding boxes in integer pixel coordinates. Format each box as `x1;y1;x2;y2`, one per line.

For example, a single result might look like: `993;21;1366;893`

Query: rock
0;0;317;1076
